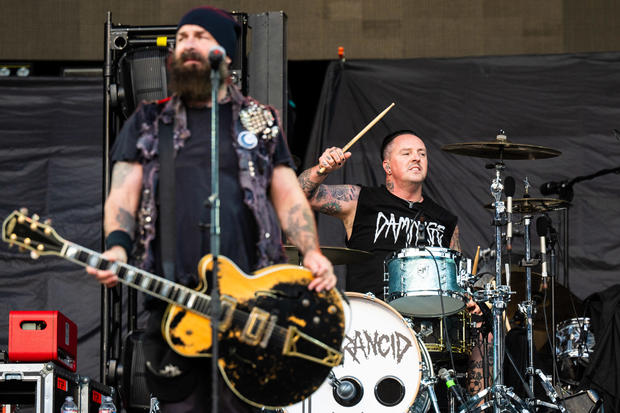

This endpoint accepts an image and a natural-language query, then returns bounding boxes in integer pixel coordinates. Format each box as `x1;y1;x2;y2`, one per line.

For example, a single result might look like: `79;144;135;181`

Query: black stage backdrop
0;78;105;379
304;53;620;303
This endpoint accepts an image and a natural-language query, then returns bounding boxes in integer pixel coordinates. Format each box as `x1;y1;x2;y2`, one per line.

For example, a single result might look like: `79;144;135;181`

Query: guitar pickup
283;326;343;368
240;306;270;346
217;295;237;333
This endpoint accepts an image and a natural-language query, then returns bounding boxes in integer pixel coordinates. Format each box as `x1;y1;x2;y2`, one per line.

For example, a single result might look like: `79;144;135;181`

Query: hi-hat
441;137;561;160
284;245;372;265
484;197;570;213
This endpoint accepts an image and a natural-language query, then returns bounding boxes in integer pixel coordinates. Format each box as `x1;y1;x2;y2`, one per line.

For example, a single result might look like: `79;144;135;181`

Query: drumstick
318;102;395;174
472;245;481;275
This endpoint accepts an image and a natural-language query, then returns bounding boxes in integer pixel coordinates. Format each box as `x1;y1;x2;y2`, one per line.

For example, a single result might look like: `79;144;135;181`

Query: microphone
416;215;427;248
328;372;362;406
335;381;356;401
438;368;466;406
536;216;549;289
208;45;226;70
504;176;516;252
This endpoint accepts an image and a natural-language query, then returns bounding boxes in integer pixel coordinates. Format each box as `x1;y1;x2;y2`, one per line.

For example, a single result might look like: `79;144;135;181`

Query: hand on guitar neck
86;245;126;287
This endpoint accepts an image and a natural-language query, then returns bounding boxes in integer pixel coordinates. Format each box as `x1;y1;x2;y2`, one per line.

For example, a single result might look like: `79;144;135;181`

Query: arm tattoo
111;162;134;189
311;185;359;217
319;202;341;216
116;207;136;236
298;170;321;199
284;203;318;255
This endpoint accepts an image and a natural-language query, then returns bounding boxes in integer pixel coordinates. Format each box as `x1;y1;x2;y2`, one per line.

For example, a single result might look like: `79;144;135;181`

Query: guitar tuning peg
23;238;31;245
19;207;29;215
17;214;26;224
30;221;39;230
37;244;44;252
44;218;52;225
30;251;40;260
31;214;40;221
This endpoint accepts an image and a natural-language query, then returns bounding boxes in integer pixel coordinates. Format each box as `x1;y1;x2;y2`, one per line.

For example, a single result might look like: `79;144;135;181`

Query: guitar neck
60;241;213;318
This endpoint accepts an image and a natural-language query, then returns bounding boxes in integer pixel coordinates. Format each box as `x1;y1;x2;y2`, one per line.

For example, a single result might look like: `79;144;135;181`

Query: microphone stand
209;62;222;413
548;227;558;386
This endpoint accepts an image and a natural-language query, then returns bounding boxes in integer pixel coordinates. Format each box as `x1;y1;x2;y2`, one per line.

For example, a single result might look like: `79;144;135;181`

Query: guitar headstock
2;209;65;259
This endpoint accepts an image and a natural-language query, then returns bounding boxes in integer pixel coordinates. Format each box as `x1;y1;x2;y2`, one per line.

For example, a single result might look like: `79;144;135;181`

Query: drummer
298;130;459;296
298;130;489;395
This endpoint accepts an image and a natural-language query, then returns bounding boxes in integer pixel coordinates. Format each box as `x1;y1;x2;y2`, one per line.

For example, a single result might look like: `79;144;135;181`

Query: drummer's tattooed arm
298;169;360;218
450;225;462;252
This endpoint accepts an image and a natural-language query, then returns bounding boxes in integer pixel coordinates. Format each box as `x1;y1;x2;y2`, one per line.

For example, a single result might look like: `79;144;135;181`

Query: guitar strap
158;119;175;282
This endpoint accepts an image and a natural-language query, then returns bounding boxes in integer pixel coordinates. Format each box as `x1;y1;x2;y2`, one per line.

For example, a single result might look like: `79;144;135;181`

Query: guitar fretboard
62;242;214;317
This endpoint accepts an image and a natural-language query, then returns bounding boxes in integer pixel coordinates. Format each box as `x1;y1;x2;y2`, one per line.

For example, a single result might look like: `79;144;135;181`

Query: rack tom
385;247;467;317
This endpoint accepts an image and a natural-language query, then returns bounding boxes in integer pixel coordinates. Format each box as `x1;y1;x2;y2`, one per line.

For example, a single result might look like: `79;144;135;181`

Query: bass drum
285;292;432;413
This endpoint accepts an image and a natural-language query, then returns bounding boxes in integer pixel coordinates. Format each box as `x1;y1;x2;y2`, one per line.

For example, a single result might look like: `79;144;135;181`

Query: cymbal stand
521;213;535;395
468;162;527;413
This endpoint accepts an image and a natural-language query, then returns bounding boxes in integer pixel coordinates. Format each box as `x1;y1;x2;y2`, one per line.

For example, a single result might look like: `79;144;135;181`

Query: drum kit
283;133;597;413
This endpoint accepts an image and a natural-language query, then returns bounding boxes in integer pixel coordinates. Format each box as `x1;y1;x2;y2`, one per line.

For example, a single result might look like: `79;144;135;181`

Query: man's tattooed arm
104;161;143;237
298;168;360;217
283;203;319;255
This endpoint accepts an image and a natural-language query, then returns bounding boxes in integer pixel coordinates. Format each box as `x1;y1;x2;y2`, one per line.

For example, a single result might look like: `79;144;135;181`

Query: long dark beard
168;51;229;103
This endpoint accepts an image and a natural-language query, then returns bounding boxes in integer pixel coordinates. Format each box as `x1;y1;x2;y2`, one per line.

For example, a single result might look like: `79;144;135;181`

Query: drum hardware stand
420;375;442;413
533;369;567;412
518;212;538;395
468;160;529;413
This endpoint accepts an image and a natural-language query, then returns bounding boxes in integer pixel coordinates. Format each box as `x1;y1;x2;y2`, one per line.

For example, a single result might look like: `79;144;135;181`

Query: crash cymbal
441;140;561;160
484;197;570;213
283;245;372;265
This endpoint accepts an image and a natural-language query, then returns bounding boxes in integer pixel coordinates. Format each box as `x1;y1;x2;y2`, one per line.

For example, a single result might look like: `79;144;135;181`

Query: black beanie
177;6;240;58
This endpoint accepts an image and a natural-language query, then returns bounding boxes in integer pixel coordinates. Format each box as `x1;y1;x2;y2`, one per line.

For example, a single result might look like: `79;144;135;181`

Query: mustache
180;50;207;64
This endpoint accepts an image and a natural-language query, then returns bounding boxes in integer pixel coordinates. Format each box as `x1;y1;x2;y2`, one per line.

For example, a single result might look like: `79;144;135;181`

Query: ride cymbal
441;140;561;160
484;197;570;213
284;245;372;265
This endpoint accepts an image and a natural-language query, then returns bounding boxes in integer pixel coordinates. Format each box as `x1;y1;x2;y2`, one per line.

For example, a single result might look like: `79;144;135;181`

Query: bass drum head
285;292;423;413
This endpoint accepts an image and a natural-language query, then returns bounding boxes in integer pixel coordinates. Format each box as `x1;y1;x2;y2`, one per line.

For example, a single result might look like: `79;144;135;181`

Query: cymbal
283;245;372;265
441;140;561;160
484;197;570;213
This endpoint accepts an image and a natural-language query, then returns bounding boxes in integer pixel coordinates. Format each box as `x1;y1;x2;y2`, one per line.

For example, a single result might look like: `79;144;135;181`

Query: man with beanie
87;6;337;412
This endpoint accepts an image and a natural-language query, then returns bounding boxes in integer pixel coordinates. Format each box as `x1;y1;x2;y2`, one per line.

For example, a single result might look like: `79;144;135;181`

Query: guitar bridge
240;307;270;346
283;326;342;367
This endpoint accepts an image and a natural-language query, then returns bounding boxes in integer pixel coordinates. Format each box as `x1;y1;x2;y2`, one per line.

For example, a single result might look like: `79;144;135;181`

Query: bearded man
87;6;336;412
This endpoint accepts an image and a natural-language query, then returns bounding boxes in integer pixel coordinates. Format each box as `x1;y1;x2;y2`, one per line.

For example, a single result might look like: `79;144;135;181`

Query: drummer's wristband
105;230;133;258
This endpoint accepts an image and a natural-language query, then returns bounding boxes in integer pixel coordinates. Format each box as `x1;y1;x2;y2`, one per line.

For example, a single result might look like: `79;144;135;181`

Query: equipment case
0;363;113;413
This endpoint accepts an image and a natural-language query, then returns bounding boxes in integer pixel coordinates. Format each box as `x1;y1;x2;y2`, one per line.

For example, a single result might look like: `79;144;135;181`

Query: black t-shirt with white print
345;185;458;298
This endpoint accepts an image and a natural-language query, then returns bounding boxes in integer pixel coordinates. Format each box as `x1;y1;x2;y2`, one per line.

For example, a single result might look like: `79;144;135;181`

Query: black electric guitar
2;210;345;409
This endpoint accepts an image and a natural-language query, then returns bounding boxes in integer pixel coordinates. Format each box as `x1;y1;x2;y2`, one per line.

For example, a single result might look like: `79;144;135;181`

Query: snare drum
386;247;467;317
285;292;430;413
407;311;473;361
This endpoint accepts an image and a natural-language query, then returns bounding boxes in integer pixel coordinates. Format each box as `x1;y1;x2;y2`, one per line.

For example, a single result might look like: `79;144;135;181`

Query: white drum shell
285;292;423;413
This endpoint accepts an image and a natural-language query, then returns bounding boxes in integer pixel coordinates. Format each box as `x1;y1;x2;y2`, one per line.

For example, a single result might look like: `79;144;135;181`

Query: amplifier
8;311;77;371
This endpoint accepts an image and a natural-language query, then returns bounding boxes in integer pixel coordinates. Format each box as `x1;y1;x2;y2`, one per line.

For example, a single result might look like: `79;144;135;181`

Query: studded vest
131;84;287;273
